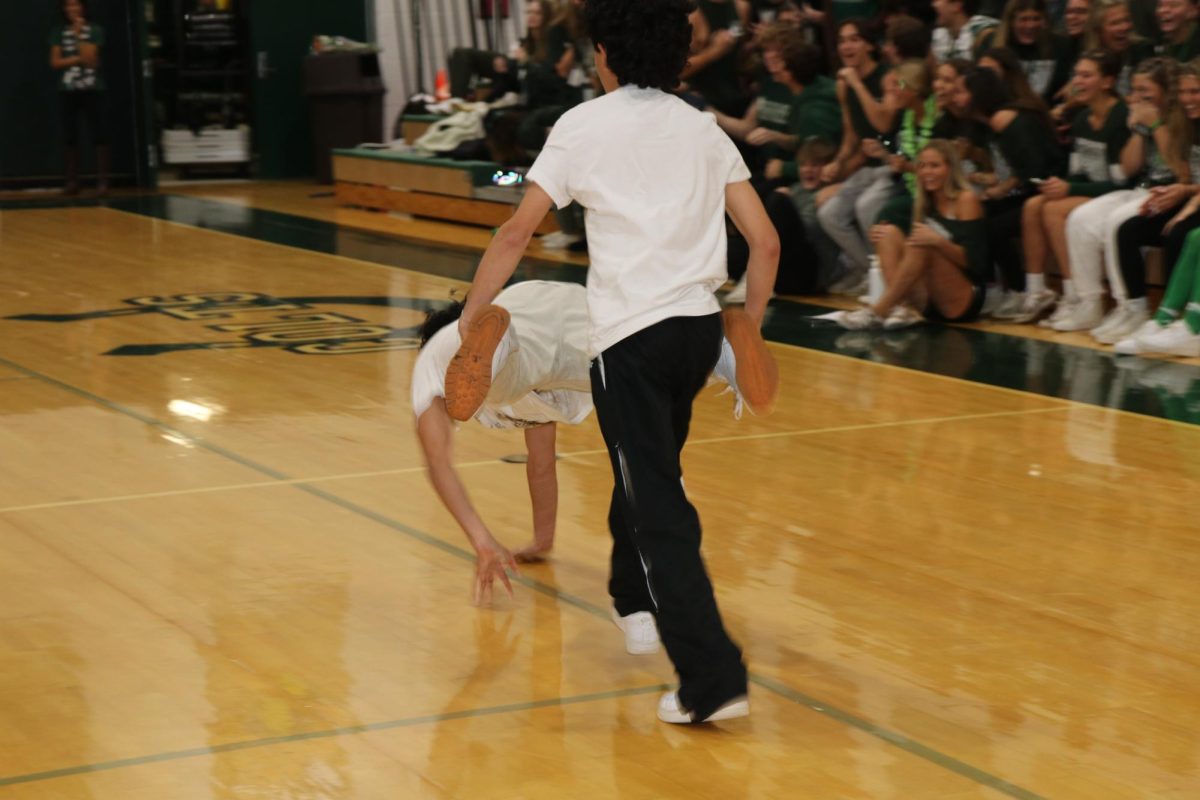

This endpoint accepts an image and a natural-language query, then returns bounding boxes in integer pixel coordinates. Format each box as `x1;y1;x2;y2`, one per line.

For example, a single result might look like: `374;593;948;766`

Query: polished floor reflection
1;200;1198;798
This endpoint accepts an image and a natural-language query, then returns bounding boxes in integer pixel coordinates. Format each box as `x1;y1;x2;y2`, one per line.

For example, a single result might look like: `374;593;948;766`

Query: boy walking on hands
452;0;780;724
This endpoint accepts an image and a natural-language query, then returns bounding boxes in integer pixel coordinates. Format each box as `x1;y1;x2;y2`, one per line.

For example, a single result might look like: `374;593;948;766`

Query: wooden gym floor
0;185;1198;798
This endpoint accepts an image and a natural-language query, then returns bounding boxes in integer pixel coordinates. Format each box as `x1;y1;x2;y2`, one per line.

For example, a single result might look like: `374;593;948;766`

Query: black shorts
925;282;987;323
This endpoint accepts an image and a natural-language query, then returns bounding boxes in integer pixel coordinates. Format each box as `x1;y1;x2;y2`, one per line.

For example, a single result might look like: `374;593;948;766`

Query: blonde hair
893;59;932;98
913;140;972;222
1083;0;1142;51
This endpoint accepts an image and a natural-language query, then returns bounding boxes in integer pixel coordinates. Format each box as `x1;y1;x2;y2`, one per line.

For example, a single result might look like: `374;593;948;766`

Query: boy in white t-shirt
453;0;780;725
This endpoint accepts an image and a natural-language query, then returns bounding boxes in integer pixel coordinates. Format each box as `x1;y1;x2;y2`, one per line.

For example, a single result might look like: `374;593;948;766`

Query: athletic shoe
1090;305;1132;341
444;305;511;421
1012;289;1058;324
724;273;748;304
1051;298;1105;332
539;231;582;250
883;305;924;330
1095;307;1151;345
721;309;779;415
836;307;883;330
1113;320;1165;355
611;608;660;655
1039;297;1077;329
990;291;1026;320
1134;319;1200;357
657;690;750;724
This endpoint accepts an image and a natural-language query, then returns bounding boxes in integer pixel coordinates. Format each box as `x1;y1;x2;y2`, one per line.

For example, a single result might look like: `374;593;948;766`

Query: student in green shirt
1017;50;1130;323
49;0;106;196
1154;0;1200;61
837;140;991;329
710;26;842;176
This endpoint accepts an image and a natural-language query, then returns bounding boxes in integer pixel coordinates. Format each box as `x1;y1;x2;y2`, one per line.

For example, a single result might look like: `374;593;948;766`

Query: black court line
0;352;1046;800
0;685;670;788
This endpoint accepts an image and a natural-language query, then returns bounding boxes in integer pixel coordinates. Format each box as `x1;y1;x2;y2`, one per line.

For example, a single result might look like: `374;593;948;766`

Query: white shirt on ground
410;281;593;429
526;85;751;356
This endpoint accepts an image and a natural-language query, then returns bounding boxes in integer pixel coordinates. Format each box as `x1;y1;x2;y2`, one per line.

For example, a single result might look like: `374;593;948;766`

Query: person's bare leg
1022;195;1049;276
872;244;931;317
922;250;977;320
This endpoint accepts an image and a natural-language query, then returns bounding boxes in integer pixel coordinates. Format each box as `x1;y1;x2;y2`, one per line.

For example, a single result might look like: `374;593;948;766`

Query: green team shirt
993;110;1059;183
1011;37;1073;102
769;75;844;176
930;211;990;286
846;62;886;166
1158;23;1200;62
1066;101;1131;196
50;23;105;91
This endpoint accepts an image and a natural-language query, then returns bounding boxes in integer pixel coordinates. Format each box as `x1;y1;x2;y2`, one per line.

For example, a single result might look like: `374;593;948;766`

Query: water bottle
867;255;886;304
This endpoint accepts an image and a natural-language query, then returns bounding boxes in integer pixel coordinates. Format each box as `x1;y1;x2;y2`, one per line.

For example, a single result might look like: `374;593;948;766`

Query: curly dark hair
585;0;696;91
418;298;466;349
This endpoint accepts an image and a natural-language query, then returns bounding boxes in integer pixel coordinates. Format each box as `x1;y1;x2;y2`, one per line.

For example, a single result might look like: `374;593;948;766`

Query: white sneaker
1090;305;1131;341
1095;307;1151;345
657;690;749;724
1013;289;1058;324
611;608;660;655
1113;319;1165;355
883;305;923;330
710;337;746;418
990;290;1026;320
1051;298;1105;332
1040;297;1078;328
540;231;582;250
723;273;748;304
836;307;883;330
1134;320;1200;357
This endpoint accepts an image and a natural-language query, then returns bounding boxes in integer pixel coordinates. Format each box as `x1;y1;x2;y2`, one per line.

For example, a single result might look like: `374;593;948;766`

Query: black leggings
984;193;1031;292
59;91;106;146
1117;207;1200;297
727;191;821;294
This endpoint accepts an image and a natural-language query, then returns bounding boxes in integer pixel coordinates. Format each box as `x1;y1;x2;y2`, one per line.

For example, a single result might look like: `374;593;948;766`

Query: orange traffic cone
434;68;451;101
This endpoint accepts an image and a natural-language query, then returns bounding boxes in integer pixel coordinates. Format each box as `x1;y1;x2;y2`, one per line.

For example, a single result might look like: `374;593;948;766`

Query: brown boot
63;147;79;196
720;309;779;416
95;145;110;197
444;305;511;421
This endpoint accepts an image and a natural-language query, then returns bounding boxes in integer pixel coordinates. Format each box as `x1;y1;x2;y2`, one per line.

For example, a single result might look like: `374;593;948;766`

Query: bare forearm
463;224;529;319
743;239;780;324
935;238;967;267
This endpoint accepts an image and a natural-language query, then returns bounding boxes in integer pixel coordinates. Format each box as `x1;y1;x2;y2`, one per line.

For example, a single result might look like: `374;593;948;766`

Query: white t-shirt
526;86;752;356
410;281;593;429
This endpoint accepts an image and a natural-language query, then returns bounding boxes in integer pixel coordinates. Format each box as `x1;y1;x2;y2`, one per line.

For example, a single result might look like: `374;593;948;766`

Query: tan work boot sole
721;309;779;416
444;305;511;421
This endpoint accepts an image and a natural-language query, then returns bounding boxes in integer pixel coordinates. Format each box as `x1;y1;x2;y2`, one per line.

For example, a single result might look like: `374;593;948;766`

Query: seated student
836;139;991;328
818;19;895;295
683;0;752;116
1108;60;1200;343
871;60;942;231
1060;0;1092;67
1017;50;1130;324
1085;0;1155;95
727;136;844;300
448;0;559;101
710;26;842;176
932;58;995;177
1114;223;1200;355
1158;0;1200;60
412;280;762;602
931;0;1001;61
956;66;1061;314
991;0;1075;100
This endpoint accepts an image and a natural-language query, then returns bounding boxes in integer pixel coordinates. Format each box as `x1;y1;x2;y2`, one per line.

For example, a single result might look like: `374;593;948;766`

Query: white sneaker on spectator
883;305;923;330
1091;305;1131;341
540;231;582;250
723;273;748;304
1133;320;1200;357
836;307;883;330
1095;306;1151;344
611;608;660;655
1039;297;1077;328
828;266;867;296
1051;297;1105;332
990;290;1026;320
1113;319;1166;355
657;690;749;724
1013;289;1057;324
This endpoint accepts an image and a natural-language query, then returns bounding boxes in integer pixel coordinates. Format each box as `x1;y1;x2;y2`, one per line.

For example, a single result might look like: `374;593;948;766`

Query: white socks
1027;272;1046;294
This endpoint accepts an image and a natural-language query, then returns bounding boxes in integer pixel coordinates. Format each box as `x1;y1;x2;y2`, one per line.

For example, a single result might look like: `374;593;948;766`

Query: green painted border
0;351;1047;800
95;193;1200;427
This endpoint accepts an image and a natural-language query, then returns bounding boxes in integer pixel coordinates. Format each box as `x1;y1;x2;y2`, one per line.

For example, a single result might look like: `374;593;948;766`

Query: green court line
0;685;669;788
0;352;1046;800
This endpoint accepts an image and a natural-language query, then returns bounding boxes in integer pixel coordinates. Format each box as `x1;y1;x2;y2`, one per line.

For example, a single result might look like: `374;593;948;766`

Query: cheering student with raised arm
448;0;780;726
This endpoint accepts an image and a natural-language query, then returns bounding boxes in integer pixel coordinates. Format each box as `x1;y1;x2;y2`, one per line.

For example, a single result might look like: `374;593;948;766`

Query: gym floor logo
6;292;447;356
